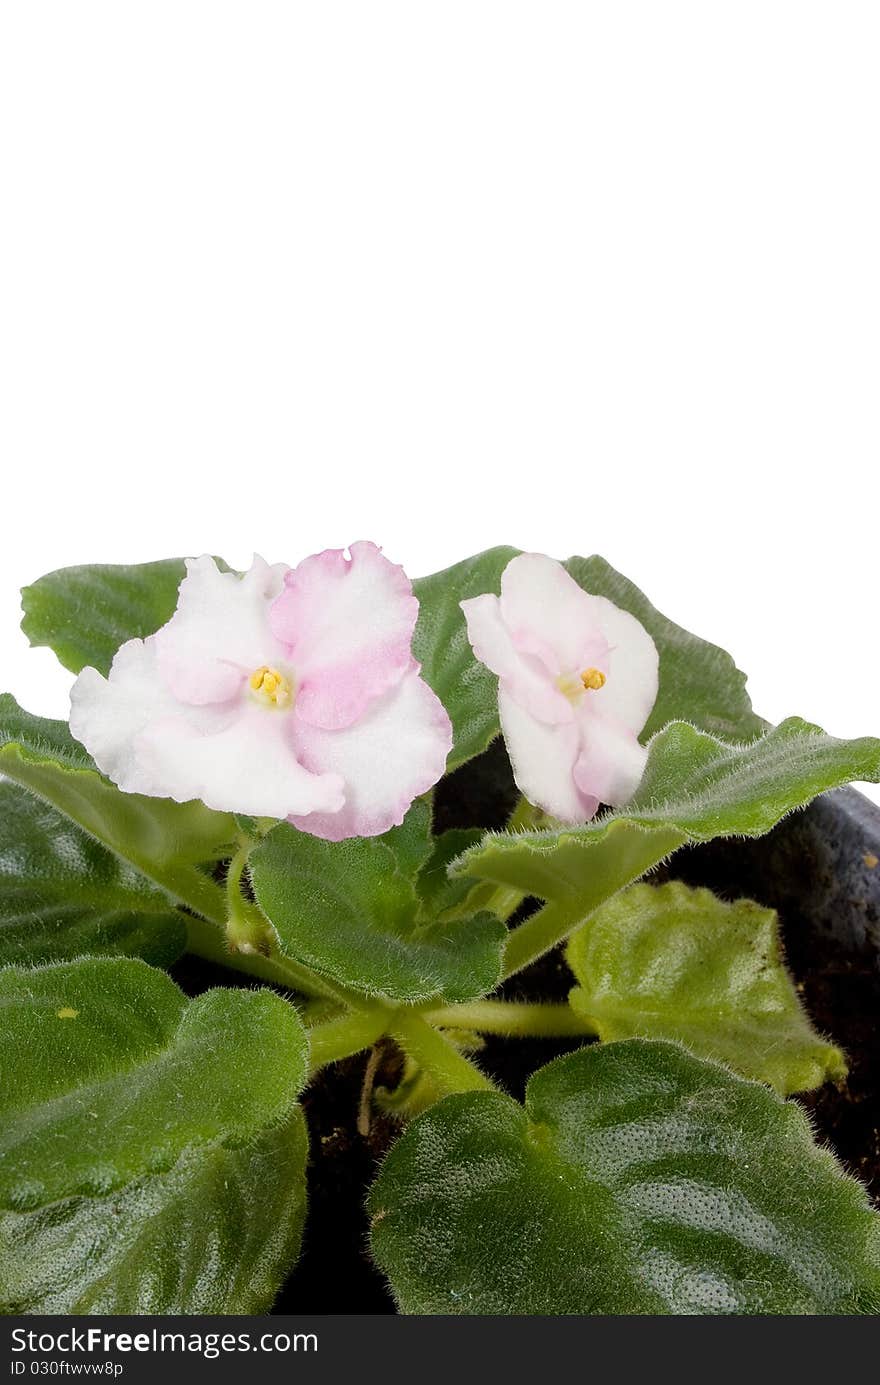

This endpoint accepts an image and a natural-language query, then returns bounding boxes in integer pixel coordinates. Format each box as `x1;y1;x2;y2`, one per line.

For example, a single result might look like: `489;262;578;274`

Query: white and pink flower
70;543;452;839
461;553;659;823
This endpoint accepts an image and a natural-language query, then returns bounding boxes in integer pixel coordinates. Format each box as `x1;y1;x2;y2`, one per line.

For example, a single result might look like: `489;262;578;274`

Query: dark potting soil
173;738;880;1314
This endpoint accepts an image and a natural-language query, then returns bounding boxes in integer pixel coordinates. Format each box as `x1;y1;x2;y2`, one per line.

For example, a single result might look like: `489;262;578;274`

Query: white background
1;3;878;803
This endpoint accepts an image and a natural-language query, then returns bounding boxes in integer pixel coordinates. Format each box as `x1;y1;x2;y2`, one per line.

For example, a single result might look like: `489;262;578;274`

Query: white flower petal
289;670;452;840
500;552;607;674
586;594;659;736
463;551;658;825
68;637;201;796
460;592;572;725
134;705;345;818
155;555;290;706
498;687;593;823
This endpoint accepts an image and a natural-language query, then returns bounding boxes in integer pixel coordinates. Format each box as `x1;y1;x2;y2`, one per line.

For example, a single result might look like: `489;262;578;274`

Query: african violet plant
2;543;880;1315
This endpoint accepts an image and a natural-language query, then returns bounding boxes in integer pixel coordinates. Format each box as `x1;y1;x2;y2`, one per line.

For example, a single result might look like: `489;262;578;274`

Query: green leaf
567;881;845;1094
2;1110;308;1314
380;797;436;880
564;555;764;742
0;960;307;1203
377;798;482;919
250;815;507;1004
417;828;484;917
0;781;187;968
631;717;880;838
21;558;191;676
369;1039;880;1315
412;547;520;770
0;958;308;1313
455;718;880;977
0;695;235;903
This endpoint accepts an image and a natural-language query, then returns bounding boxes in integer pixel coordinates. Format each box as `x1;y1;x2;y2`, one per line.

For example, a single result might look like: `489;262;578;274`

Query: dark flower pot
212;743;880;1314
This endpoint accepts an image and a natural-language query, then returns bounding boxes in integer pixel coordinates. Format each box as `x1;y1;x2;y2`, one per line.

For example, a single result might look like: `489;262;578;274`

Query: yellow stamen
248;665;292;708
581;667;606;691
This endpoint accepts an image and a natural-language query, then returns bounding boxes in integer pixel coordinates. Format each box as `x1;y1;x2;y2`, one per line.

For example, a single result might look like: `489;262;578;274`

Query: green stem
464;878;528;923
501;898;580;980
299;996;346;1026
226;842;250;908
152;863;233;927
390;1012;496;1095
308;1007;391;1073
424;998;598;1039
223;842;266;952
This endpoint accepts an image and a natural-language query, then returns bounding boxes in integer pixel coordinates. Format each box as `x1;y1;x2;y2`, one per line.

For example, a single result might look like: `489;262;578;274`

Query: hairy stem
223;842;268;952
424;998;598;1038
357;1043;385;1135
308;1007;391;1073
461;878;528;923
390;1011;496;1095
501;898;581;980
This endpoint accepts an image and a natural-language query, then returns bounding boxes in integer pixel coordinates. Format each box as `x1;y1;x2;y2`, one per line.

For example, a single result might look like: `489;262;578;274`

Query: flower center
580;667;606;691
248;665;293;709
556;667;607;703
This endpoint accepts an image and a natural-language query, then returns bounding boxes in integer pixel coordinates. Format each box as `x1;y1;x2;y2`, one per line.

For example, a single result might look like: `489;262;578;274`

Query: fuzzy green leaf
417;828;484;917
380;798;437;881
454;718;880;977
377;799;482;919
0;695;235;898
250;814;507;1004
0;960;308;1205
1;1111;307;1315
0;958;308;1313
21;558;191;676
0;781;186;968
369;1040;880;1315
567;881;845;1094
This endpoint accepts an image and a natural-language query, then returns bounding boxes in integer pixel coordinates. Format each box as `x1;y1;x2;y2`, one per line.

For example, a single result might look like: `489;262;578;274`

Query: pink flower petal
498;688;595;823
460;592;573;725
270;541;419;731
134;704;345;818
156;555;290;706
289;670;452;840
500;552;609;676
573;709;649;807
